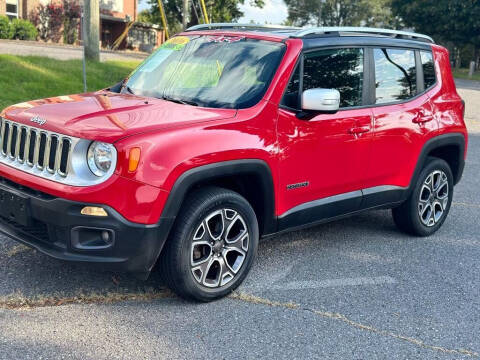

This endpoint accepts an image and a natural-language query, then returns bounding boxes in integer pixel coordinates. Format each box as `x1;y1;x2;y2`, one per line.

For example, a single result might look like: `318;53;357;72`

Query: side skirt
275;185;407;234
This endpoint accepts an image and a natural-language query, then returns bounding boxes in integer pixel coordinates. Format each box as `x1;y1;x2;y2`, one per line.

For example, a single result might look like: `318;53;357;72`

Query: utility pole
81;12;87;92
84;0;100;61
182;0;189;30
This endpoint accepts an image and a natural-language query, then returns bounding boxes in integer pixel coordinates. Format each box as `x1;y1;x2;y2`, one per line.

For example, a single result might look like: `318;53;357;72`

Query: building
0;0;164;51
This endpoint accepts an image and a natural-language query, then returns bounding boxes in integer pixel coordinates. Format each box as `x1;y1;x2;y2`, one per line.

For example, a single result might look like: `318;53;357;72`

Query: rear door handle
349;126;371;134
413;113;434;123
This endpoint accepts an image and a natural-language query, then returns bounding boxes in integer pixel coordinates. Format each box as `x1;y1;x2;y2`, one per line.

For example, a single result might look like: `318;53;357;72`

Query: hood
1;91;237;143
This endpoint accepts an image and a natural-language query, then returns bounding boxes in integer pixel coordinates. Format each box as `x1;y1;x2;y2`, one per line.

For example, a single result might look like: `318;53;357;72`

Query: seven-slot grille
0;118;71;177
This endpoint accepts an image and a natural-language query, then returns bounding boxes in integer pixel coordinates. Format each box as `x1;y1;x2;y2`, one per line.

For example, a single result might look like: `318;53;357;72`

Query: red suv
0;25;467;301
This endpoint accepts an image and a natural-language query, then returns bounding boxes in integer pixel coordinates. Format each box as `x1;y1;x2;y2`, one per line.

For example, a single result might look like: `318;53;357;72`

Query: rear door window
374;48;417;104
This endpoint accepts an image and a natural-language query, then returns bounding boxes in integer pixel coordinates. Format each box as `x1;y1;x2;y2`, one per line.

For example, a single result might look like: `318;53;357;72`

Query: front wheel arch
160;159;276;237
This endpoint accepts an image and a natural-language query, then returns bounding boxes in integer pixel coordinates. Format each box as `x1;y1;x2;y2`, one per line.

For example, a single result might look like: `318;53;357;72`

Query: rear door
365;47;437;205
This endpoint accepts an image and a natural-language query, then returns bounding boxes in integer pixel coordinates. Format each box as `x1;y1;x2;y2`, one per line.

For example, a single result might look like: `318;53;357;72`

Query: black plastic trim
415;50;425;93
0;180;170;276
276;185;409;232
361;185;407;209
278;190;362;231
161;160;277;236
409;133;466;188
301;36;432;51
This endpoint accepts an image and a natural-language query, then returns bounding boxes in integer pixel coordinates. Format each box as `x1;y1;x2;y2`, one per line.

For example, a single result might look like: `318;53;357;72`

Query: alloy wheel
418;170;449;227
190;208;249;288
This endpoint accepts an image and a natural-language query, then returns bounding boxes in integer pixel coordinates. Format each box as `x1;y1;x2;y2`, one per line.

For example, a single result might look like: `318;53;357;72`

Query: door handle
413;113;434;123
349;126;371;135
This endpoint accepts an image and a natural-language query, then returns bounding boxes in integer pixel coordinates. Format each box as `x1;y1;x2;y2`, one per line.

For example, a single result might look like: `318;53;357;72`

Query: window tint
303;48;364;108
281;65;300;109
421;51;436;89
374;48;417;104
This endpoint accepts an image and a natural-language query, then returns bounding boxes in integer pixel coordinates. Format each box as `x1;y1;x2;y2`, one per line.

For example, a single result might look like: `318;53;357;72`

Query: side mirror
302;88;340;112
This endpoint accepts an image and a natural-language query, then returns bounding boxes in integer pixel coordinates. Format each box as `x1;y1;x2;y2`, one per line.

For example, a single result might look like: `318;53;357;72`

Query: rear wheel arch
410;133;466;193
160;160;277;237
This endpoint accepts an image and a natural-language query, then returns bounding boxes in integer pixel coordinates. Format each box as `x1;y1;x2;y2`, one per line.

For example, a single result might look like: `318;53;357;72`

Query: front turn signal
81;206;108;217
128;147;141;172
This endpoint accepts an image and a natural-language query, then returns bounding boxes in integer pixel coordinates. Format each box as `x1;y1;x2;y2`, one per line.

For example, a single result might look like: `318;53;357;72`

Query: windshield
124;35;285;109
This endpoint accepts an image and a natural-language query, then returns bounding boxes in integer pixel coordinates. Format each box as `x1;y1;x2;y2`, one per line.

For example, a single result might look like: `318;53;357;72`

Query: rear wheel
160;187;258;302
392;157;453;236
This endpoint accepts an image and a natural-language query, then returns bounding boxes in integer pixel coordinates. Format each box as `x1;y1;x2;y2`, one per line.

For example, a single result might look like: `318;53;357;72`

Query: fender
408;132;466;195
159;159;277;236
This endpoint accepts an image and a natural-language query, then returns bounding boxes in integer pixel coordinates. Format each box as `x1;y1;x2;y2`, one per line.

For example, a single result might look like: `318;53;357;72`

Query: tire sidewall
174;191;259;301
408;158;454;236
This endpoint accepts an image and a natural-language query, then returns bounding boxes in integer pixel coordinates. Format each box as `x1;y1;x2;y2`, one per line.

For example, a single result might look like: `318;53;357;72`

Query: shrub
0;16;14;39
47;3;64;42
29;5;49;41
29;3;63;42
11;19;38;40
63;0;80;44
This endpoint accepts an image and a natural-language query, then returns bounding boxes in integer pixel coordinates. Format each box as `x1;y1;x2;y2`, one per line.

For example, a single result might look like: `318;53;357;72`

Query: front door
276;47;373;229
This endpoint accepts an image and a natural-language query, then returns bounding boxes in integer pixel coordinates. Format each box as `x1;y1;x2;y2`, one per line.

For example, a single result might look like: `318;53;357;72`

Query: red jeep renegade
0;25;467;301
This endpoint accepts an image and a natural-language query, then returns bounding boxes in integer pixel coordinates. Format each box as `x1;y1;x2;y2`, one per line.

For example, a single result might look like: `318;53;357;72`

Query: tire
160;186;259;302
392;157;453;237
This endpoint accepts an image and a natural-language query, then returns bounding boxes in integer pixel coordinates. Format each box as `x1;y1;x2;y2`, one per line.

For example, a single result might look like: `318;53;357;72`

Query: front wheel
392;157;453;236
160;187;259;302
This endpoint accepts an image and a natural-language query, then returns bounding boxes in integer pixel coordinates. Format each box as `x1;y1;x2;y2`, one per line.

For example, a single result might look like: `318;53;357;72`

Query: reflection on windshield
125;35;285;109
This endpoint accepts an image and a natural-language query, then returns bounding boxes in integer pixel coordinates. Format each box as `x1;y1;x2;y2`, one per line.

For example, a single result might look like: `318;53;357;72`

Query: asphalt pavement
0;84;479;359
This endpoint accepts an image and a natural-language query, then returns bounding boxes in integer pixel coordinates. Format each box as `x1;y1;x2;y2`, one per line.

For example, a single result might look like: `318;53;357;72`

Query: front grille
0;118;72;177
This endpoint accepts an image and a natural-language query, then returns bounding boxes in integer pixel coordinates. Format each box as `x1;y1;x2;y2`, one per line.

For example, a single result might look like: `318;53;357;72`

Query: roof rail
292;27;434;43
186;23;301;32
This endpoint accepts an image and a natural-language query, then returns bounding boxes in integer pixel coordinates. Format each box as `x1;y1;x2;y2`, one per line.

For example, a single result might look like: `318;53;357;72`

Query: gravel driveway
0;83;479;359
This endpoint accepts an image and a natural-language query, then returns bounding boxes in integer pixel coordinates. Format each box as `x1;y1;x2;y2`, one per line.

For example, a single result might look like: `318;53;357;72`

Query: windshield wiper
161;95;199;106
125;86;136;95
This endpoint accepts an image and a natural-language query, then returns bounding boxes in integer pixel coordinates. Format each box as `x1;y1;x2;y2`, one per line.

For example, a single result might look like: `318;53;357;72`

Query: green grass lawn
453;68;480;82
0;55;141;110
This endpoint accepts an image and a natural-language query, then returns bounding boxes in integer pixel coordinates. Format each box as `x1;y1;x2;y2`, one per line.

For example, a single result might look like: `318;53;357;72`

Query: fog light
71;227;115;250
101;230;113;245
81;206;108;217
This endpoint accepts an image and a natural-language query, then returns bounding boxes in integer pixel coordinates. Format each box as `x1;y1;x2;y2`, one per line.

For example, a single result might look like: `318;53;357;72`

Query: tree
139;0;265;35
29;2;63;42
283;0;398;27
391;0;480;63
364;0;402;28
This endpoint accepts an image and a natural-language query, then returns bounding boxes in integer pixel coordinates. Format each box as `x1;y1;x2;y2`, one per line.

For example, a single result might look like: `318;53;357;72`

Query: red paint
0;34;467;225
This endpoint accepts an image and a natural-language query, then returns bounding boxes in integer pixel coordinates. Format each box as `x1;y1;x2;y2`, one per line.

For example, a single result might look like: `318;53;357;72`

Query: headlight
87;141;115;177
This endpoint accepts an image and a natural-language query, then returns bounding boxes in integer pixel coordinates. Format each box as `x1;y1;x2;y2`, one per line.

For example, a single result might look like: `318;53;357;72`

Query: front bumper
0;176;174;276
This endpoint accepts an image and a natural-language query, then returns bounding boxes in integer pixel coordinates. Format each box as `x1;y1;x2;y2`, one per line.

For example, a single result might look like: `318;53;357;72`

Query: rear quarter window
420;51;436;89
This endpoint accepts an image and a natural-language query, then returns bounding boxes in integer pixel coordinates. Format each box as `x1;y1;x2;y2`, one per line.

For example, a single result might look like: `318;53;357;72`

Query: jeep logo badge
30;115;47;125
